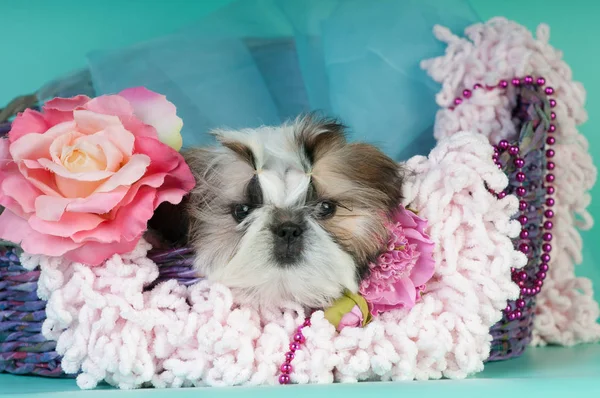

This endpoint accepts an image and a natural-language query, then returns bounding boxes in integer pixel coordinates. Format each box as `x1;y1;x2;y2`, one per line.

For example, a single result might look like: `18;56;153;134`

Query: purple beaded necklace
278;317;311;384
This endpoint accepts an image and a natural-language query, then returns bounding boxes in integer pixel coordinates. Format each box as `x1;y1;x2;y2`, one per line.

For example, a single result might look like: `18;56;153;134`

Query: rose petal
115;173;166;208
55;176;106;198
9;133;54;162
159;154;196;193
8;109;48;143
410;247;436;287
43;121;79;140
42;95;91;125
404;228;432;243
394;207;421;229
37;158;113;181
123;162;194;208
82;95;135;118
49;131;81;164
369;278;417;315
29;212;104;238
118;116;159;140
64;237;140;266
95;154;150;193
18;163;62;197
9;121;78;162
67;188;130;214
111;137;194;209
34;196;69;221
71;189;131;216
71;186;156;243
73;109;123;135
0;210;80;256
392;277;417;307
134;136;175;170
1;174;40;213
98;125;135;157
134;136;195;189
155;186;193;206
119;87;183;150
0;138;10;168
0;153;32;219
34;188;130;221
21;159;45;169
81;93;158;140
0;195;28;218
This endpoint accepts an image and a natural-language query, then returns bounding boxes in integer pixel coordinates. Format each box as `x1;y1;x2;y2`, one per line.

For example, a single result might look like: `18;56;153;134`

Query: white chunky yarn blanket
421;17;600;346
20;132;525;389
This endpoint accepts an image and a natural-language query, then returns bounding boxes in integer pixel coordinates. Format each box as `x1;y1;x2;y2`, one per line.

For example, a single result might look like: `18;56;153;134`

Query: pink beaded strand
278;317;311;384
451;76;556;320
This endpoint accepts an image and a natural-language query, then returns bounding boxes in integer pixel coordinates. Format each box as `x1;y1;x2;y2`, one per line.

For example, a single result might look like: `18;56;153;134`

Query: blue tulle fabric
87;0;481;161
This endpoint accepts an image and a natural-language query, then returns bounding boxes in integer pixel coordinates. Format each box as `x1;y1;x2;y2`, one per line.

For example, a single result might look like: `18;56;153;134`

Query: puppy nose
274;221;304;241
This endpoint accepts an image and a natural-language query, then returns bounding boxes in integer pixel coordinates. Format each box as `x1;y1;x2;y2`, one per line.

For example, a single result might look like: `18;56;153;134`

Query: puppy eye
316;201;336;219
232;204;252;222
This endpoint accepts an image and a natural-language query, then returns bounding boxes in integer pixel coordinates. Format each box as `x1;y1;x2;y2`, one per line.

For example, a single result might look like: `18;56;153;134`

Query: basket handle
0;93;38;124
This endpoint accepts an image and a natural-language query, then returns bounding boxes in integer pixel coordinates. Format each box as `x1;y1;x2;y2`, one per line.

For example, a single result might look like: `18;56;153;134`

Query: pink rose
0;88;195;265
359;205;435;315
337;305;364;331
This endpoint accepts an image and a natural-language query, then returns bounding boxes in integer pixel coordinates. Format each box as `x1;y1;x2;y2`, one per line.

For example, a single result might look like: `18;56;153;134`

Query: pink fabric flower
359;205;435;315
337;305;364;331
0;88;195;265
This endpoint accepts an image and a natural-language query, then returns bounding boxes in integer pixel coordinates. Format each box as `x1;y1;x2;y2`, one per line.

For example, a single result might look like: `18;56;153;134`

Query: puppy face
159;116;403;308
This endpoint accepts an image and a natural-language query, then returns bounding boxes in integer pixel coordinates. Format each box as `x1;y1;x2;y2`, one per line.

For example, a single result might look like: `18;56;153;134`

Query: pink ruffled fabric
360;206;435;315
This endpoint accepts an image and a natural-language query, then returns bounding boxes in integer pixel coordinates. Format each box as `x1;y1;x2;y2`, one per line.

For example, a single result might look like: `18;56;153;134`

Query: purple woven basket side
486;83;551;361
146;248;201;289
0;246;71;378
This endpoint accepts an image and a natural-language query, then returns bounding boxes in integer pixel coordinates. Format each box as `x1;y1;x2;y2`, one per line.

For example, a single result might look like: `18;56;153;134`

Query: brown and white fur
149;115;404;308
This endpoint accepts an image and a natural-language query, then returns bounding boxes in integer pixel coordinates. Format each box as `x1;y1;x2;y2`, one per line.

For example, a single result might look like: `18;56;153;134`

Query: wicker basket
0;77;551;376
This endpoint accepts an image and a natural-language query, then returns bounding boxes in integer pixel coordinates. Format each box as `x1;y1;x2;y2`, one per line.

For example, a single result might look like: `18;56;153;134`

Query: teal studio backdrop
0;0;599;397
2;0;597;300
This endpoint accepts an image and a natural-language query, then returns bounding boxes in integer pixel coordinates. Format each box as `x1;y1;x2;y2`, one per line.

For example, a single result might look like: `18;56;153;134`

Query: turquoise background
0;0;599;396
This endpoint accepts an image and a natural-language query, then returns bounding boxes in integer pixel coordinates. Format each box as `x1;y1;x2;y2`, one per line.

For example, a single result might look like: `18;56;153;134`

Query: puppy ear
294;113;347;168
295;113;404;213
210;129;258;170
340;143;404;212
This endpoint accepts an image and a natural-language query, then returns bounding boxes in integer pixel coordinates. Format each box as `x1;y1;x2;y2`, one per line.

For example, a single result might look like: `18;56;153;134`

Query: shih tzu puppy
150;115;404;308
